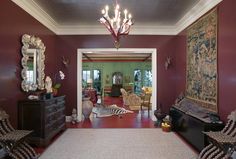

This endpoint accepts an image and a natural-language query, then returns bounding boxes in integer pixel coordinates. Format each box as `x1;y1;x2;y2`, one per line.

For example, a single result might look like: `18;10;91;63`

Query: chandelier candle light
99;1;134;49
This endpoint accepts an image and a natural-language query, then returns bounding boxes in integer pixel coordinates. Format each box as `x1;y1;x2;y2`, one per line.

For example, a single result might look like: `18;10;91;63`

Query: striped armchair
198;110;236;159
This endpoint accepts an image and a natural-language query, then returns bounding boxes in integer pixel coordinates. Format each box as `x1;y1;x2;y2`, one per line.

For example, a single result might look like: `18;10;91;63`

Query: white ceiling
12;0;222;35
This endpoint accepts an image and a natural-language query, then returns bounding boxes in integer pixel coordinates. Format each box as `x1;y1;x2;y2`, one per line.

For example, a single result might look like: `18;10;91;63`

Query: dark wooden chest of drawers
18;96;66;147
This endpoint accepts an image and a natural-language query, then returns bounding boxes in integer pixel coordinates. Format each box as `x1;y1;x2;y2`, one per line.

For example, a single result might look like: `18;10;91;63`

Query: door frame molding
77;48;157;121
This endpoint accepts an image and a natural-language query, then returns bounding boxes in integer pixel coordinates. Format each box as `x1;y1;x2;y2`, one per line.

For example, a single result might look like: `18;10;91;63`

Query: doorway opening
77;48;157;121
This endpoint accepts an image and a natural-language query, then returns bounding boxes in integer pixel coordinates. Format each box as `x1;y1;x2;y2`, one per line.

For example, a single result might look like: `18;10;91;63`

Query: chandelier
99;1;134;49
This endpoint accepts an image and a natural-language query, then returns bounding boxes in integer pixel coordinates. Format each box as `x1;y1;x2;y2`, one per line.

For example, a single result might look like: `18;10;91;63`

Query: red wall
174;0;236;122
174;34;186;96
57;35;177;115
0;0;57;127
218;0;236;121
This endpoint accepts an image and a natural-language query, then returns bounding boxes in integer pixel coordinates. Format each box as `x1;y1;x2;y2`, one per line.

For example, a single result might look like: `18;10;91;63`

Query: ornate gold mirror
21;34;45;92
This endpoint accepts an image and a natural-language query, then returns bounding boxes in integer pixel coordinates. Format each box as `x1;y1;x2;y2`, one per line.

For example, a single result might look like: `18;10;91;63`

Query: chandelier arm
120;26;131;35
99;19;112;34
120;26;129;35
101;16;118;37
119;22;131;35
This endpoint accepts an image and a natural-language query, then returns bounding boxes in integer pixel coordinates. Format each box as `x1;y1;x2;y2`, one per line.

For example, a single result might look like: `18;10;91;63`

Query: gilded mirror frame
21;34;46;92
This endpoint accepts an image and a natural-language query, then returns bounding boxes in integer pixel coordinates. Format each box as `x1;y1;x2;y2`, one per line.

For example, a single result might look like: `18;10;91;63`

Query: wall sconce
62;56;69;68
164;56;172;70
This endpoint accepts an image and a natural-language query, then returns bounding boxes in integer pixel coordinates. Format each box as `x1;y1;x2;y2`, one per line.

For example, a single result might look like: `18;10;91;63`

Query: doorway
77;48;157;121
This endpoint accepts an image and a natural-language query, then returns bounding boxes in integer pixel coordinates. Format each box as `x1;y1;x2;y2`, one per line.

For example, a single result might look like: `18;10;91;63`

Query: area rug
92;104;133;117
39;129;198;159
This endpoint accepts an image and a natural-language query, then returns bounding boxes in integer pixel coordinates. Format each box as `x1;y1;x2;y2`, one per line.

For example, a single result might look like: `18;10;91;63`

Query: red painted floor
67;111;155;128
103;96;123;106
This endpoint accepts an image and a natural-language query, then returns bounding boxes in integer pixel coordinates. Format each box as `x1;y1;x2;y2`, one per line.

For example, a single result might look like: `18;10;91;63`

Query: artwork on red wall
186;8;218;112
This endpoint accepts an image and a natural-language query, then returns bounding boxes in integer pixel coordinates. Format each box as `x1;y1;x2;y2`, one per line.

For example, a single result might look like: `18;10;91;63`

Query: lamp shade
87;79;93;84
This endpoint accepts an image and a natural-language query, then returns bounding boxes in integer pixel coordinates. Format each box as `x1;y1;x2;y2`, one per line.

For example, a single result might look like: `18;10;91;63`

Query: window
82;69;102;93
82;70;91;88
93;70;101;92
133;69;152;94
134;69;142;94
143;70;152;87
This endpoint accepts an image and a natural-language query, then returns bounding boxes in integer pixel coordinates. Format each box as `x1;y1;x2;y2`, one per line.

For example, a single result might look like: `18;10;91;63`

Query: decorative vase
82;97;93;119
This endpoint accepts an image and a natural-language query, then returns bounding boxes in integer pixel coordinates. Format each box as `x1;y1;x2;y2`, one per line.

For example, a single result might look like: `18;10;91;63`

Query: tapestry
186;9;217;112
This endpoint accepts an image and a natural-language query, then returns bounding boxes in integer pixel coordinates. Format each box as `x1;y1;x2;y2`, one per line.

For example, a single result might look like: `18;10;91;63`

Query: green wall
82;61;151;88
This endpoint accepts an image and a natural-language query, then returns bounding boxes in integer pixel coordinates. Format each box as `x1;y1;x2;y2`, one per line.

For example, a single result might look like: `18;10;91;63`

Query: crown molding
56;25;107;35
131;26;177;35
11;0;59;33
56;25;177;35
11;0;222;35
175;0;222;34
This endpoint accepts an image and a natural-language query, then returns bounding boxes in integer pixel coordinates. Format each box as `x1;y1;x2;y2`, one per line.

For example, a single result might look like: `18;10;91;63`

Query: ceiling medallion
99;1;134;49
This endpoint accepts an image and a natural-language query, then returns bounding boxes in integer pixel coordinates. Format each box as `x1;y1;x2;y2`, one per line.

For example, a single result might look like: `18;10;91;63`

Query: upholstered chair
140;93;152;111
120;88;142;109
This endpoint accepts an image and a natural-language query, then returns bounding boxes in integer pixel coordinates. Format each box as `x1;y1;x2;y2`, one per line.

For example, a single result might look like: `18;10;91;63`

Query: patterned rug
92;104;133;117
39;129;198;159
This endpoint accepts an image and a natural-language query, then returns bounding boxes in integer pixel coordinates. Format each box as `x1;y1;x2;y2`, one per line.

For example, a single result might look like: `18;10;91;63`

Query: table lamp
87;79;93;89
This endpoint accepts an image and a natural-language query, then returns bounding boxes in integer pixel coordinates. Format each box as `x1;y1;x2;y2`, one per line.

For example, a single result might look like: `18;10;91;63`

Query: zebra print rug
92;104;133;117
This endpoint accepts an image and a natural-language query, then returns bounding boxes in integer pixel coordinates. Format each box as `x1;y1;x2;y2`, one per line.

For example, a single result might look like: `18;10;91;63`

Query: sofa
170;98;224;152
